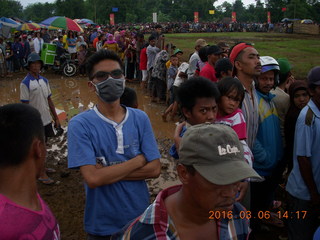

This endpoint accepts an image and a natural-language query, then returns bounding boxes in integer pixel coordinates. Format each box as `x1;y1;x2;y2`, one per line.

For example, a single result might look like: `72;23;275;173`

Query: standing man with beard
67;49;161;240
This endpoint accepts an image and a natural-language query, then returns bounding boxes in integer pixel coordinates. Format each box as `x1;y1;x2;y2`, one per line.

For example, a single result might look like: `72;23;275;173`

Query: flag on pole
282;7;287;12
194;12;199;23
110;14;115;25
153;12;157;23
267;11;271;23
209;10;215;15
232;12;236;22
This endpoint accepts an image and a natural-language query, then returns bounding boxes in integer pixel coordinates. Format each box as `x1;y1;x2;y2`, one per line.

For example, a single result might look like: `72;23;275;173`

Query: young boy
77;44;87;76
162;55;179;121
169;77;220;158
215;58;233;81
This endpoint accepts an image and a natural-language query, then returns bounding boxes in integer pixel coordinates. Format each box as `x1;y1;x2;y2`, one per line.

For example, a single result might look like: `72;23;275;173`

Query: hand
174;121;186;139
235;182;249;202
54;119;61;128
134;154;147;168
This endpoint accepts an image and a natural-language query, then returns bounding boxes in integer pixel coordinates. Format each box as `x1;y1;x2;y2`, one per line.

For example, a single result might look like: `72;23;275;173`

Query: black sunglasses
91;69;123;81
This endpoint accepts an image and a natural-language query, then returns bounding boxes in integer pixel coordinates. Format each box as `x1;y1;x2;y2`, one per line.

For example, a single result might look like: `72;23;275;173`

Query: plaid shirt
115;185;250;240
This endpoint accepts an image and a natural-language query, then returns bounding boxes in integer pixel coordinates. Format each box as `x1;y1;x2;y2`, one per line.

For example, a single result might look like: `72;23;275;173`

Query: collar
308;99;320;118
256;90;275;101
93;105;129;127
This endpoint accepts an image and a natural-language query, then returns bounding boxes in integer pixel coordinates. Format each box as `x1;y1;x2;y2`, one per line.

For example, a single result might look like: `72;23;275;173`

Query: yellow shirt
63;35;68;49
166;60;171;69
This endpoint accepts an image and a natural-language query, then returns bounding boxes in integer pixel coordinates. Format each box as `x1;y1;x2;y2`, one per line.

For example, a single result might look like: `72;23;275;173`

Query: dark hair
86;49;123;80
148;35;156;42
137;33;144;39
217;77;245;107
198;46;208;62
0;104;44;167
80;44;87;50
67;31;74;38
155;24;162;29
278;72;290;85
120;87;138;108
215;58;233;79
178;77;220;112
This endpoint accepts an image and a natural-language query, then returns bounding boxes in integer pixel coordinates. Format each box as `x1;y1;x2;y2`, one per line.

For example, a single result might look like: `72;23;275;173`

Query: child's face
171;57;178;66
218;89;241;116
183;97;217;125
149;39;156;46
293;89;309;109
176;53;183;59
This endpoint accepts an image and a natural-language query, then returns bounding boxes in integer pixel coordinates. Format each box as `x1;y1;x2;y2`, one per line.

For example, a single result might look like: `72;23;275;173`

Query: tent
0;17;20;27
0;22;12;38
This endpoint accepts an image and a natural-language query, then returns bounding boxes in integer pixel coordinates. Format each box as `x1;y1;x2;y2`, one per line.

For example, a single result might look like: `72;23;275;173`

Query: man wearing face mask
67;49;161;240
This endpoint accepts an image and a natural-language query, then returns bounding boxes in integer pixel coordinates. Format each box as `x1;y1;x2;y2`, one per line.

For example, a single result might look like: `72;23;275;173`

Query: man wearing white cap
187;38;208;79
116;123;262;240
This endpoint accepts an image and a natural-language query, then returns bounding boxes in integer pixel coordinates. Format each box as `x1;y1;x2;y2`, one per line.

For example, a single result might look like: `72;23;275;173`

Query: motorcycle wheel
62;63;77;77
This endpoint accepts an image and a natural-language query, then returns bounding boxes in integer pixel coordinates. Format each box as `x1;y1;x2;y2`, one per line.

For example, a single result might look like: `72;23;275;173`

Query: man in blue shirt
286;66;320;240
67;49;161;240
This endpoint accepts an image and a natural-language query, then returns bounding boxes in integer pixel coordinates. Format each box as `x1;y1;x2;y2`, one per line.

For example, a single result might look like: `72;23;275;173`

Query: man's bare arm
124;159;161;180
298;156;320;205
80;154;146;188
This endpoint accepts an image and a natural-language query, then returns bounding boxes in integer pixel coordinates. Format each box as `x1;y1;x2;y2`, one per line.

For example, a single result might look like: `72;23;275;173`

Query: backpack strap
305;107;314;126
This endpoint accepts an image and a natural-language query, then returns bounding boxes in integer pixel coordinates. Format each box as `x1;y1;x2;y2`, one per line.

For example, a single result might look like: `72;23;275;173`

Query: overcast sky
20;0;257;8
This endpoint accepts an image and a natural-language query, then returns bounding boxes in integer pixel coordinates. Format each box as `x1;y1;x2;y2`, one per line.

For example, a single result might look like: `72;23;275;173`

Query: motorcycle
41;43;78;77
52;50;78;77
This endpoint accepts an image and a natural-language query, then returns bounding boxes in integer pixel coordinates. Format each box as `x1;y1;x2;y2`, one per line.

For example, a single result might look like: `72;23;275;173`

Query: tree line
1;0;320;25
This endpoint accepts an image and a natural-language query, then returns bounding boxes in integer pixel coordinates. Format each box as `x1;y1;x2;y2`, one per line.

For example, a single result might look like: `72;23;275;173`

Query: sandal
261;212;284;228
46;168;56;173
38;178;55;185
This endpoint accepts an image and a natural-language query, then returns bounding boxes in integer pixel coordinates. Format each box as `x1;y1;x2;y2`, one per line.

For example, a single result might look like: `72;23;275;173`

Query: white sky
19;0;258;8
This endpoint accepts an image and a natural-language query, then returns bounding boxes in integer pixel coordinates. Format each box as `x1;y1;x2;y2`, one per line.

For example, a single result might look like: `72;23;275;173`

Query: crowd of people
0;23;320;240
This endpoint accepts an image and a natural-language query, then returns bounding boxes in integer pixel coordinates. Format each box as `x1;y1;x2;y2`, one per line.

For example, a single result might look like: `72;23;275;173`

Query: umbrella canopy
78;18;95;25
301;19;313;24
0;17;20;26
16;22;41;31
40;16;83;32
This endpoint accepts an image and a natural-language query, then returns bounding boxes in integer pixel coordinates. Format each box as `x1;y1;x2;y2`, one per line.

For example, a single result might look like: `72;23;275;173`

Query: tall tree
56;0;86;19
23;3;56;22
0;0;23;18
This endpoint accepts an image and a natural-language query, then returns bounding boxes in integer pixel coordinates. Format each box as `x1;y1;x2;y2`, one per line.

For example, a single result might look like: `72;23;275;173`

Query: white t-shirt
20;73;52;126
173;62;189;87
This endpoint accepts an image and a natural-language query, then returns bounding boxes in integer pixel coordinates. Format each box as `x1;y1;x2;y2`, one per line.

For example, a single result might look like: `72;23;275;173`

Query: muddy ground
39;130;179;240
1;74;286;239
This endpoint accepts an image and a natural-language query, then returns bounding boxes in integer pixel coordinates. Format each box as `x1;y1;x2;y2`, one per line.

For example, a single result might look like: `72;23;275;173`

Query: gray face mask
93;77;125;103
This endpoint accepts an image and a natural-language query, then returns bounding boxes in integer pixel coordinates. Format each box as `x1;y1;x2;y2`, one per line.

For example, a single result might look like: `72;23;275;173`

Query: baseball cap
308;66;320;86
229;43;254;65
174;48;183;55
195;39;208;48
207;45;224;55
277;58;292;75
179;123;262;185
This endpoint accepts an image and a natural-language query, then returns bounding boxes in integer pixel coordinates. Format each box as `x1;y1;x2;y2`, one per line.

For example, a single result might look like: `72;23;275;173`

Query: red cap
229;43;254;65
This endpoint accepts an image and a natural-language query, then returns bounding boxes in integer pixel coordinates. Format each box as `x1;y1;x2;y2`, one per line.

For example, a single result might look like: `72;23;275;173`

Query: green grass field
164;32;320;79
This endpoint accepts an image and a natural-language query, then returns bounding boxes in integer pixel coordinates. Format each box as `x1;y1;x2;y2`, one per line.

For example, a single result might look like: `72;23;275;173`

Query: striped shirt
115;185;250;240
216;109;253;167
238;80;259;150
